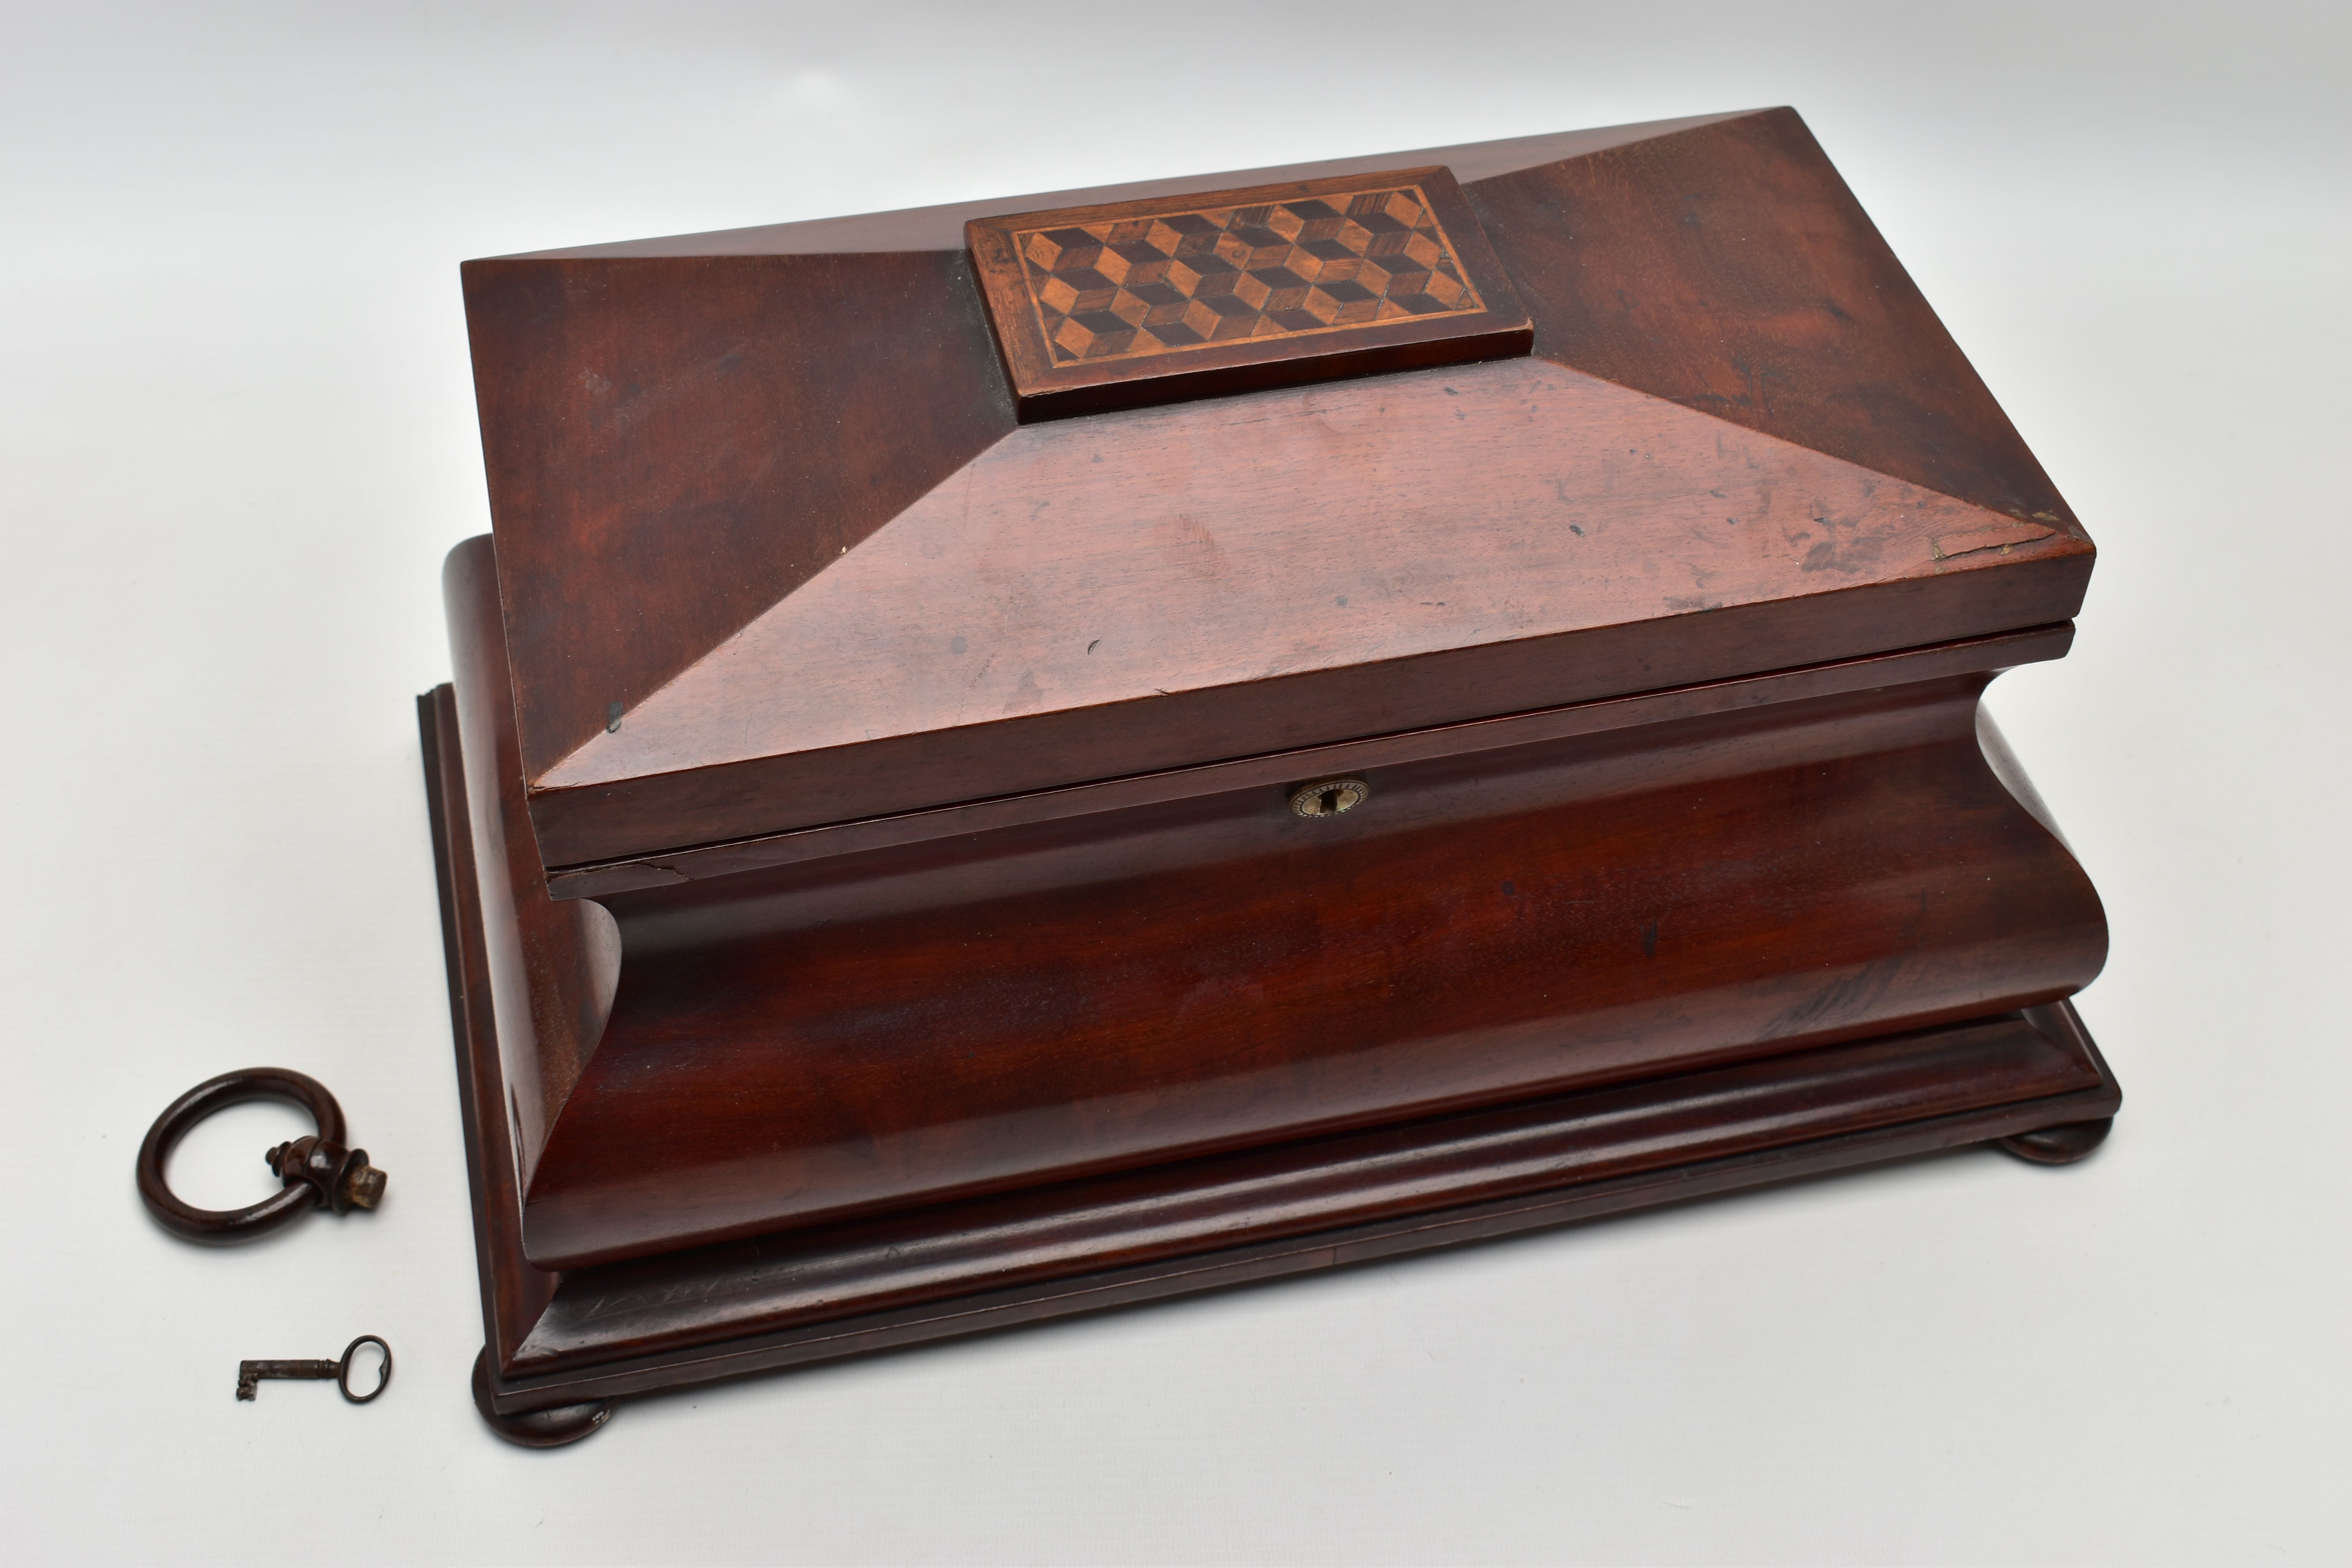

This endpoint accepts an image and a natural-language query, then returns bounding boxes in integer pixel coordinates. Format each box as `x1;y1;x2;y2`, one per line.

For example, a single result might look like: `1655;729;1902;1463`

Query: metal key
236;1335;392;1403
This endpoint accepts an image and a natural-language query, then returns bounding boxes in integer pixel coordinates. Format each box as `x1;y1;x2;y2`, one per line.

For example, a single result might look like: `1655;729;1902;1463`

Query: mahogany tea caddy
421;108;2117;1445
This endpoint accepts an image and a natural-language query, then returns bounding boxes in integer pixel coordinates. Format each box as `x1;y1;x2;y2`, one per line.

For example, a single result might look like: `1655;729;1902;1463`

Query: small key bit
235;1335;392;1403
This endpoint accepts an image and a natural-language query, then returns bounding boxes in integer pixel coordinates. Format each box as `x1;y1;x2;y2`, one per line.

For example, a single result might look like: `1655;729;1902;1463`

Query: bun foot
472;1349;612;1447
1998;1116;2113;1165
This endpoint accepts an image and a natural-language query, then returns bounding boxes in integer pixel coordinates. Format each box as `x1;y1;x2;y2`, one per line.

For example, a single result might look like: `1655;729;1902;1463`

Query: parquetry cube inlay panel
968;166;1530;421
1016;185;1481;363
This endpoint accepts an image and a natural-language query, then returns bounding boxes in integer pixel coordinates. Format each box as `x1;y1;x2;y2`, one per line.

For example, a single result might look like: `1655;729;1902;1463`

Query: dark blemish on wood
1086;639;1100;654
1443;386;1458;396
1502;880;1517;897
1642;920;1659;958
605;702;623;733
951;636;968;653
1801;535;1887;575
1569;524;1584;536
1335;596;1348;606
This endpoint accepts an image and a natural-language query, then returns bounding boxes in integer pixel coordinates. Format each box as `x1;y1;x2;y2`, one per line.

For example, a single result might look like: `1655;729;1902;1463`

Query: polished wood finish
462;107;2093;875
426;696;2117;1416
967;167;1529;419
469;1350;609;1446
2000;1117;2114;1164
546;624;2077;900
1469;109;2080;526
522;357;2087;871
440;535;2106;1270
429;111;2121;1434
460;248;1013;831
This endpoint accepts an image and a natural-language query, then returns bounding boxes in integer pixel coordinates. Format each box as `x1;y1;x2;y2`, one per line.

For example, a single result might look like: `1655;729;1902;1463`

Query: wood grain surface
423;697;2118;1409
527;357;2087;868
427;108;2122;1426
543;624;2075;898
442;535;2106;1269
461;108;2095;871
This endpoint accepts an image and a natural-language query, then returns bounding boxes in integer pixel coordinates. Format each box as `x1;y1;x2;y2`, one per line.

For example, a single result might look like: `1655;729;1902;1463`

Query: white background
4;3;2347;1563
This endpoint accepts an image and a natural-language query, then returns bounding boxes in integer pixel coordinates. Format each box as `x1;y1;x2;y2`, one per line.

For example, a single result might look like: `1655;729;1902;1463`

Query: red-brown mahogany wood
523;358;2088;870
428;688;2118;1416
463;109;2094;872
465;112;1772;799
430;109;2121;1435
545;622;2077;900
441;535;2106;1270
443;539;618;1174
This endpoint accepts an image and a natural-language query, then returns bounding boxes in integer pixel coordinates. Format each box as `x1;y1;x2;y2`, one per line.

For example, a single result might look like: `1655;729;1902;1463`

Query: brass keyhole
1289;777;1370;818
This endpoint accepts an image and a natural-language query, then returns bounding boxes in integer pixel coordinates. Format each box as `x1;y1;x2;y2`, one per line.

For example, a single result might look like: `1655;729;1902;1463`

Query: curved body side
440;541;2108;1270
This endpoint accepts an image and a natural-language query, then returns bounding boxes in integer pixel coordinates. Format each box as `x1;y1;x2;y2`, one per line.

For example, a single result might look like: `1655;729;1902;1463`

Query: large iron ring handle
137;1067;387;1243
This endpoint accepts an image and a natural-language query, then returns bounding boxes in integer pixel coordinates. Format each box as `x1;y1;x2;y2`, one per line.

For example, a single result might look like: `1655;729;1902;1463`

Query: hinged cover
461;108;2093;880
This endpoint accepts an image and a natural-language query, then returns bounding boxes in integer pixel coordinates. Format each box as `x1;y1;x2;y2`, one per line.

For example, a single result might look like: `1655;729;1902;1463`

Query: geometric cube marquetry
1022;187;1481;356
969;167;1530;420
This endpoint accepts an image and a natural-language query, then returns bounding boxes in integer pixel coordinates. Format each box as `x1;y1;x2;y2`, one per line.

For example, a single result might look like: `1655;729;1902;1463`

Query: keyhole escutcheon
1288;777;1370;818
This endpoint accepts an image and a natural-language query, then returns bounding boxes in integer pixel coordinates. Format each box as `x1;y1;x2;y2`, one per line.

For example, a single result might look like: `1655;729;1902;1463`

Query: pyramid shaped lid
461;107;2092;879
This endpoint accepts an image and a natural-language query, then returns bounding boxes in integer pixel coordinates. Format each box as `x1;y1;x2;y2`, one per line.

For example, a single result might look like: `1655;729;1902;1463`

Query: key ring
337;1335;394;1403
137;1067;387;1243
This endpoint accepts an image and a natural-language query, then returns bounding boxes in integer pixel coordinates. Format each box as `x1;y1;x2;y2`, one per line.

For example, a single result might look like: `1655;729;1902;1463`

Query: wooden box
422;107;2117;1445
